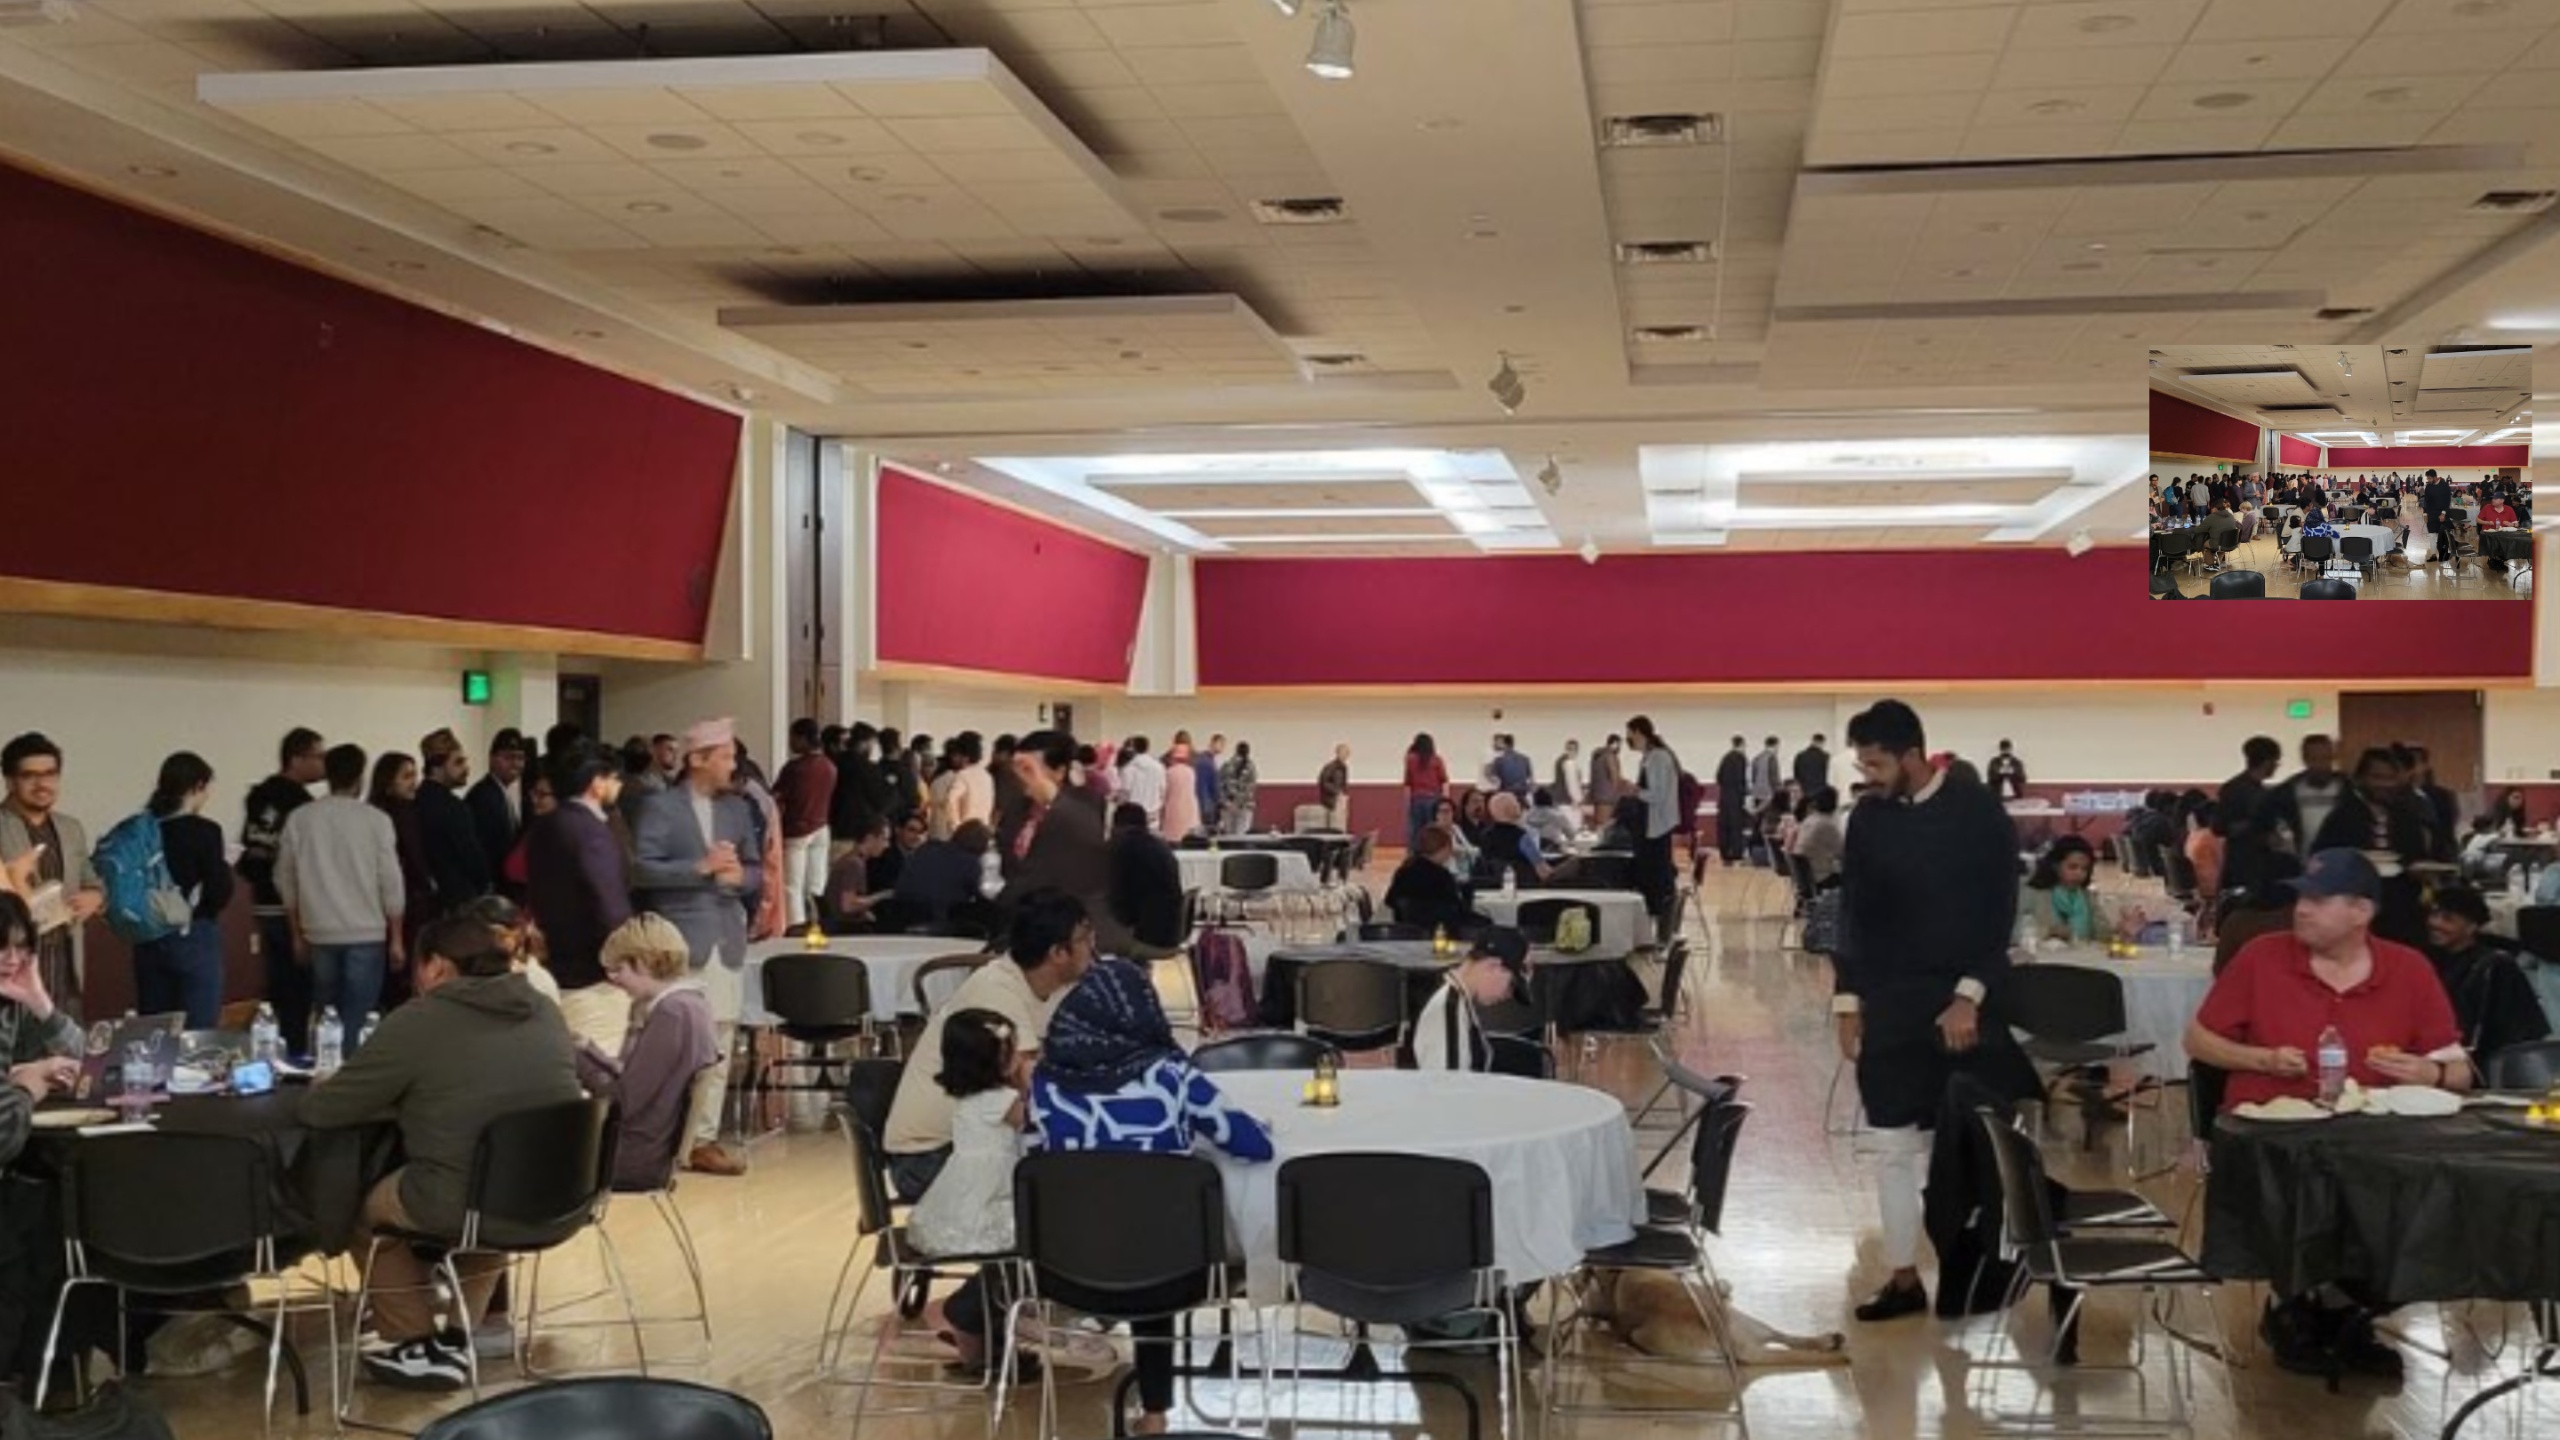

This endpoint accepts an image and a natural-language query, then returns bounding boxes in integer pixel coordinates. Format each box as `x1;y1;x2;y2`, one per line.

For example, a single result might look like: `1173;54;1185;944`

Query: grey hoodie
275;794;405;946
299;971;582;1235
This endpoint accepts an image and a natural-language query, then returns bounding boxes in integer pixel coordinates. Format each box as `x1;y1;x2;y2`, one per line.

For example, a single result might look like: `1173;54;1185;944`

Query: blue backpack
94;811;192;944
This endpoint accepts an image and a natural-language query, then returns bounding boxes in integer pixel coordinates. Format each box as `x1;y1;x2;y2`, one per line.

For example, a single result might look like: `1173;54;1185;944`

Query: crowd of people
2151;467;2532;585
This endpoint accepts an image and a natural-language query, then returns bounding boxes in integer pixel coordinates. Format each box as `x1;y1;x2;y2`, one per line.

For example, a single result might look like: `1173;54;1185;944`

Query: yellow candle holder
1305;1054;1342;1108
802;922;828;951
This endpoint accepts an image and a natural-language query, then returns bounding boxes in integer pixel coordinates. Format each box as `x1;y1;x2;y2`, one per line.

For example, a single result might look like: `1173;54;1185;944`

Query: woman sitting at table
1386;825;1483;936
1456;788;1495;850
2018;836;2123;945
0;888;84;1167
2491;787;2534;840
1027;959;1272;1437
1430;795;1479;878
573;914;719;1190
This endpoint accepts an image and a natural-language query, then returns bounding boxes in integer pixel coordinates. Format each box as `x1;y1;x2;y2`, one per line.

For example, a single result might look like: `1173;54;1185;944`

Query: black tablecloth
152;1090;399;1257
2482;529;2533;564
2204;1110;2560;1305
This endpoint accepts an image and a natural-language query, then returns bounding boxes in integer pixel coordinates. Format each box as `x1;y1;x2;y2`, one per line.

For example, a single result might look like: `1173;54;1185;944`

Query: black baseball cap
1468;926;1530;972
2296;848;2380;902
2429;884;2490;926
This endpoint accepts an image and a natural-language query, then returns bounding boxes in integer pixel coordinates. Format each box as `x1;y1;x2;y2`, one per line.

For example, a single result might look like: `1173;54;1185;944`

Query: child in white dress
912;1008;1027;1368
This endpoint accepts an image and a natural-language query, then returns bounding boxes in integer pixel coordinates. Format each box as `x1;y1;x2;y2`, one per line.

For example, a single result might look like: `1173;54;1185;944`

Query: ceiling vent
1633;324;1710;344
1603;113;1722;147
1301;351;1368;369
2314;307;2373;321
2471;190;2558;214
1615;240;1718;265
0;0;72;24
1250;197;1349;226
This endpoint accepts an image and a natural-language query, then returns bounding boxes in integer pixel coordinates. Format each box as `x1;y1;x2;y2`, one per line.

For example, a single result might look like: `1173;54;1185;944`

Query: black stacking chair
1514;896;1599;948
2296;533;2335;578
2487;1039;2560;1092
759;954;879;1094
1296;959;1405;1053
910;951;991;1016
1192;1032;1339;1073
417;1377;771;1440
2005;964;2159;1157
2341;534;2378;581
2300;577;2357;598
2149;572;2183;598
1358;921;1430;941
2207;569;2264;598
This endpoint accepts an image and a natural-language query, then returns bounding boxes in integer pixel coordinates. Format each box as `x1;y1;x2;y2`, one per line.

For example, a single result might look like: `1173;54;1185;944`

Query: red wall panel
0;163;741;643
2277;434;2321;467
1193;549;2534;687
2318;446;2530;469
876;467;1148;685
2149;390;2262;463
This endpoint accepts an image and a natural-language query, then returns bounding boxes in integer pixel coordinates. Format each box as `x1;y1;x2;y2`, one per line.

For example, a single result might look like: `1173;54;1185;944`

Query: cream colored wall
1090;687;2369;787
0;615;491;830
2486;689;2560;786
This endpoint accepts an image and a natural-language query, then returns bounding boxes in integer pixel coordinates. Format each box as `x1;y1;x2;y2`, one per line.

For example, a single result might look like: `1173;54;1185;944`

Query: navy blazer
466;775;522;882
416;780;491;911
630;784;760;970
525;801;632;991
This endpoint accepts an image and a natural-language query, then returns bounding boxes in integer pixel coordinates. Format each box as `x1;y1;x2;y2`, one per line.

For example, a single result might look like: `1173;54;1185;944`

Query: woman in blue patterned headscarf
1025;958;1274;1434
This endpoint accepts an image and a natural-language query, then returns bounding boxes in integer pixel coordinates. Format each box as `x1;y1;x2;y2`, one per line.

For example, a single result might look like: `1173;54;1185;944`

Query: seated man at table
2198;501;2241;569
1413;926;1547;1078
2183;848;2470;1381
1521;787;1578;853
820;815;894;932
893;819;994;933
302;914;582;1390
1384;824;1483;936
575;914;721;1191
1474;792;1552;889
1106;802;1185;959
2422;885;2552;1066
880;888;1093;1199
2478;493;2520;529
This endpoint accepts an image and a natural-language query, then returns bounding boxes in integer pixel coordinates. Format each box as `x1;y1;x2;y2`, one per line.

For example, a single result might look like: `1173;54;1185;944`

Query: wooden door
2336;690;2484;800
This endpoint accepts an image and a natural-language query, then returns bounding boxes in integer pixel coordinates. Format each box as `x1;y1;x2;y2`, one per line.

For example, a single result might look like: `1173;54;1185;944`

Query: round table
1206;1069;1642;1302
1258;941;1639;1035
2020;945;2216;1075
1478;890;1648;961
1177;848;1322;895
2284;522;2398;559
739;935;989;1025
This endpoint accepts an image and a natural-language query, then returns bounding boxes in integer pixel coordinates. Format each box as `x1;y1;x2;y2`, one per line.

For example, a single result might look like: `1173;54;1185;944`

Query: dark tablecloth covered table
152;1089;400;1257
2481;529;2534;565
1257;941;1643;1036
2204;1110;2560;1305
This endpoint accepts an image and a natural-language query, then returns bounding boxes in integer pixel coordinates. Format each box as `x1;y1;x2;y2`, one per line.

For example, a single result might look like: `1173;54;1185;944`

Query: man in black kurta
1834;700;2037;1322
1714;737;1749;864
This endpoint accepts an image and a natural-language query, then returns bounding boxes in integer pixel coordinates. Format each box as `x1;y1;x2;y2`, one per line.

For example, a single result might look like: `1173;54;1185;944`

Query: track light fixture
1487;353;1525;414
2065;528;2094;558
1306;0;1355;80
1535;456;1563;496
1579;535;1601;565
1268;0;1302;13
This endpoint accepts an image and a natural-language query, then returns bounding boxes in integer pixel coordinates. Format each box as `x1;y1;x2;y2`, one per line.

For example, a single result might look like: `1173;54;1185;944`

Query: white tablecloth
2285;523;2398;559
1207;1069;1642;1302
738;935;986;1026
1477;889;1648;960
2020;945;2216;1075
1177;849;1322;894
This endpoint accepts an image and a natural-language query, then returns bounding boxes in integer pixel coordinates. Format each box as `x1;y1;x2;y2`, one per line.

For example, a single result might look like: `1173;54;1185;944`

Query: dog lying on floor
1594;1271;1847;1366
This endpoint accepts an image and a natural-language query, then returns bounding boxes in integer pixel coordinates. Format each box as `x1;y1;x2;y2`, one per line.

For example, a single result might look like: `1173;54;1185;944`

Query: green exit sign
2286;699;2314;720
461;670;493;706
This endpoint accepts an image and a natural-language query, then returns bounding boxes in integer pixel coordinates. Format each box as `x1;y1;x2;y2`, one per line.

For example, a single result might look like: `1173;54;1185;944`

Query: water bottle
1500;867;1517;900
2509;863;2529;899
2016;909;2039;953
316;1006;343;1077
2166;913;2186;958
978;848;1003;900
250;1003;280;1064
2316;1024;2348;1105
357;1015;379;1053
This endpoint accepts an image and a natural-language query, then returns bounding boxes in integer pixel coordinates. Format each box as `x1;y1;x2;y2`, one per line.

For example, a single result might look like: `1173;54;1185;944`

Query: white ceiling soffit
1637;435;2148;548
2418;343;2534;388
2152;340;2538;444
2177;368;2328;404
720;294;1303;398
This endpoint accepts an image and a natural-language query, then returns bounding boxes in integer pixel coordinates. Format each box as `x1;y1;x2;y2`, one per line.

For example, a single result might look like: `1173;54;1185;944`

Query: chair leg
32;1276;97;1413
653;1189;714;1351
593;1224;651;1376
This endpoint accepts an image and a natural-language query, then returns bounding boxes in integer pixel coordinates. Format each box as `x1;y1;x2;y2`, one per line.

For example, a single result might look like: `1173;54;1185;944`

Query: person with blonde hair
577;913;721;1189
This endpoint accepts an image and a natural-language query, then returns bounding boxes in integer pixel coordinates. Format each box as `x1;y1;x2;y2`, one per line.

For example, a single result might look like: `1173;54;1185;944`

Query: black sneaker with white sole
362;1335;471;1392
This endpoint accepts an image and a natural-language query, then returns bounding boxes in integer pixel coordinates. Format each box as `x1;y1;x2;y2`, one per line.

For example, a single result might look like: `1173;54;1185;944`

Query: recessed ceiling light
2192;92;2254;110
625;200;671;214
2075;13;2137;32
2365;86;2415;105
645;133;709;151
125;163;176;178
503;140;555;156
2029;98;2085;115
2085;241;2109;251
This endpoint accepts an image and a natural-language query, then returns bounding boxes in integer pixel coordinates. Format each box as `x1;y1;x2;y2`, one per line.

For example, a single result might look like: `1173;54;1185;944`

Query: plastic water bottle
978;849;1003;899
1500;867;1518;900
2166;913;2187;959
316;1007;343;1077
250;1003;280;1064
2316;1024;2348;1105
2509;863;2529;899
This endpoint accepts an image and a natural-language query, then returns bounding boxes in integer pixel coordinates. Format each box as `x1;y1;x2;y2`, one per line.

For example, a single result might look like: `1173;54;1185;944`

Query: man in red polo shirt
2188;847;2472;1110
2184;847;2472;1382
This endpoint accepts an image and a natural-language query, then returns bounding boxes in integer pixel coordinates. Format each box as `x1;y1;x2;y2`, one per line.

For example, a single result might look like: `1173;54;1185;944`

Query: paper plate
30;1107;118;1130
2365;1086;2461;1118
2232;1097;2331;1123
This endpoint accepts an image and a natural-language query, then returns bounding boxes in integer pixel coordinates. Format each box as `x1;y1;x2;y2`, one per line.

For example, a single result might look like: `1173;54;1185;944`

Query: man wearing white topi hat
630;716;760;1176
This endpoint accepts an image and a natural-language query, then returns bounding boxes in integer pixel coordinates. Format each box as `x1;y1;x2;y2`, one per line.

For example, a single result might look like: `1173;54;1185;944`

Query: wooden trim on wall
0;576;703;662
866;660;1121;693
1193;676;2539;698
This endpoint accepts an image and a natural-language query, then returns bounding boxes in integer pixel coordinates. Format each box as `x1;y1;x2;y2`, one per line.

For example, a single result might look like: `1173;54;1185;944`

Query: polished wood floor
137;863;2556;1438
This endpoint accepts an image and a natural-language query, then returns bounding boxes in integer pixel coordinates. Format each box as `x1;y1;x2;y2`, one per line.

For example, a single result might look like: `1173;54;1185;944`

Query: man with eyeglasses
0;734;103;1022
